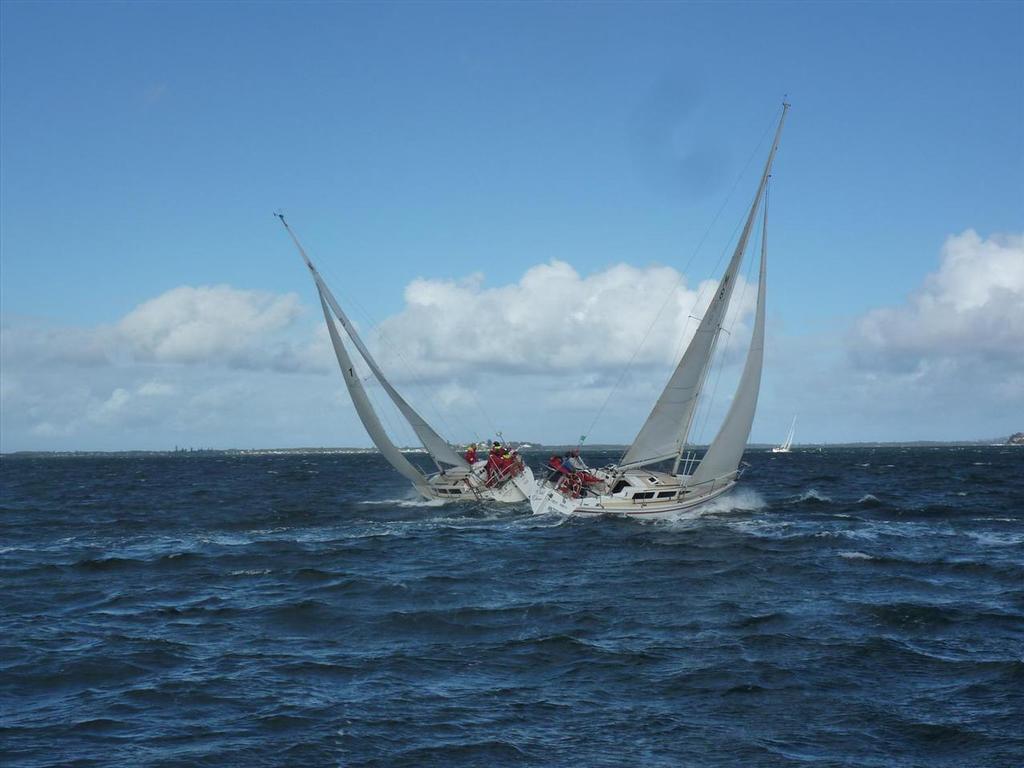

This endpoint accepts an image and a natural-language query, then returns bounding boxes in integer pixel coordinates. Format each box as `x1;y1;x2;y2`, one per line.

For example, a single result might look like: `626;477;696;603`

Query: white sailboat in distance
772;416;797;453
277;215;534;503
530;103;789;519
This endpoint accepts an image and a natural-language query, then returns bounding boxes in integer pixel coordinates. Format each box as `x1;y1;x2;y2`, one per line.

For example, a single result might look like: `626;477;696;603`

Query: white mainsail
620;104;789;470
315;287;427;488
278;215;468;470
690;185;770;487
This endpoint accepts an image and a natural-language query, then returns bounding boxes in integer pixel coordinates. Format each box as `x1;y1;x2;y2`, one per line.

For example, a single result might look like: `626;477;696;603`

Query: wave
839;551;875;560
964;530;1024;547
856;494;882;507
791;488;832;504
654;488;767;527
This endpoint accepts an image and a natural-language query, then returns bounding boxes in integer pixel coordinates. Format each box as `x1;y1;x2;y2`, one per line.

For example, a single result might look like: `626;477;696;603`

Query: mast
620;102;789;472
277;214;469;471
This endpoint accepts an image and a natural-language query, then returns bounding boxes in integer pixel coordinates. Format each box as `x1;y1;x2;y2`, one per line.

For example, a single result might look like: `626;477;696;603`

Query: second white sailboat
278;215;535;503
772;416;797;453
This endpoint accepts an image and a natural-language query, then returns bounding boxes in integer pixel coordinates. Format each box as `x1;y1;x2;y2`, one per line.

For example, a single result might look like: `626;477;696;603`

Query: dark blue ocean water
2;447;1022;767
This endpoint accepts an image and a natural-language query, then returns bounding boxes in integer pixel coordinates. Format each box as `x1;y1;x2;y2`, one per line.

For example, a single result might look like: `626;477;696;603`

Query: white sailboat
530;104;789;519
772;416;797;453
277;215;534;503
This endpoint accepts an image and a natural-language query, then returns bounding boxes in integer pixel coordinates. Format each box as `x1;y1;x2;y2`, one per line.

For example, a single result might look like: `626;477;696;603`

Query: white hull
530;479;736;520
770;447;791;453
528;466;739;520
418;465;535;503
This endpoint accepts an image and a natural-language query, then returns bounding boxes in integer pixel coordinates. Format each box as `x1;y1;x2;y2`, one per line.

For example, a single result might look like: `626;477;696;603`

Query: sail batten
620;105;788;469
278;215;468;470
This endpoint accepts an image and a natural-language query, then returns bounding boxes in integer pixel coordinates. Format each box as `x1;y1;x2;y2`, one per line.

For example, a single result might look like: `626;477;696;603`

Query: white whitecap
839;551;874;560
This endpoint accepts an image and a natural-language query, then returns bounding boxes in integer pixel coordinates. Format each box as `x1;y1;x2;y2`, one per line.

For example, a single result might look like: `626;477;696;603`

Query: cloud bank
3;285;326;374
373;259;755;379
852;230;1024;371
120;285;302;364
2;233;1021;451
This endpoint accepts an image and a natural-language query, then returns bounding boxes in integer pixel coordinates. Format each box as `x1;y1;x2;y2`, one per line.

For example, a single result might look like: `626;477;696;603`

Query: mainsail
620;104;789;470
690;184;770;487
278;215;468;471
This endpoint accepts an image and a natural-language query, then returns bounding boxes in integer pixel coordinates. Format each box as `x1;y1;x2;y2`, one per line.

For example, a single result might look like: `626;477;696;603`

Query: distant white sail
279;216;468;470
315;287;427;488
690;186;769;487
782;416;796;451
620;106;788;470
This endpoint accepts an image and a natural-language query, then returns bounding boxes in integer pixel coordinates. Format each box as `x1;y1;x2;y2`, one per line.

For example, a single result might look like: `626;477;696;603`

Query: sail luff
689;182;770;487
315;288;427;487
620;104;788;470
277;215;468;469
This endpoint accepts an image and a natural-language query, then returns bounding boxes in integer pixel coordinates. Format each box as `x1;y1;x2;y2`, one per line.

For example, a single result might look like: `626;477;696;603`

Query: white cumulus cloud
119;285;305;367
853;230;1024;370
371;259;756;381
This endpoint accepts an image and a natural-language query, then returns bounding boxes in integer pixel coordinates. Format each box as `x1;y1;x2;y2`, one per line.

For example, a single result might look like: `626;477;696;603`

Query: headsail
315;286;427;488
620;104;789;470
690;183;770;487
278;214;468;470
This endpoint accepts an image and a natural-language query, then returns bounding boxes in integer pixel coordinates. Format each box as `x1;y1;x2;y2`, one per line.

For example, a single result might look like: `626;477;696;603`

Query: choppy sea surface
2;447;1022;767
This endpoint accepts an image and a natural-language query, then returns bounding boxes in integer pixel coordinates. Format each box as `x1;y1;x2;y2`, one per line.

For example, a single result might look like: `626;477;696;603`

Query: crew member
547;454;570;482
486;442;503;483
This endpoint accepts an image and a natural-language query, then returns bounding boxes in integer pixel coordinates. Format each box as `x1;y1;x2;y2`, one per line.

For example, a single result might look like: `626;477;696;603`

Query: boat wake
657;487;768;526
360;497;447;508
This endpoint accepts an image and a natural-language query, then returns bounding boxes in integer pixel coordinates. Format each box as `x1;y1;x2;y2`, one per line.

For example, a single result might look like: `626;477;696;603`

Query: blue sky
2;1;1022;451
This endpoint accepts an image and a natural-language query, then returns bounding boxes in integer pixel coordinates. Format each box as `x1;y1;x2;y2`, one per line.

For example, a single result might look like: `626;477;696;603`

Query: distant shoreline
2;440;1020;458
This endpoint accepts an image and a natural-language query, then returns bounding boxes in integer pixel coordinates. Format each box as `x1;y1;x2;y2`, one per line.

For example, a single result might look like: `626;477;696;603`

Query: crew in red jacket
486;442;503;483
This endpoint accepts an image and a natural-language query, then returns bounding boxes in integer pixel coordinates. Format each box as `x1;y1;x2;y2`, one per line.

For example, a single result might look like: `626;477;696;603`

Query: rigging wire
578;104;784;448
